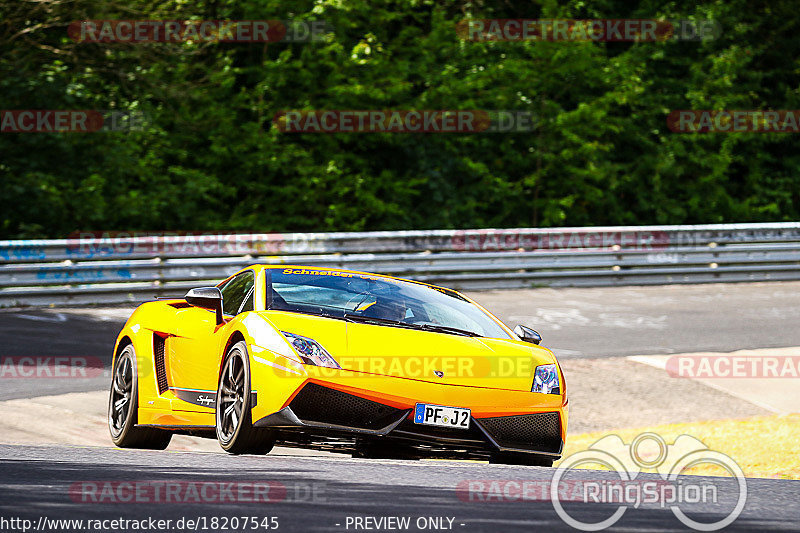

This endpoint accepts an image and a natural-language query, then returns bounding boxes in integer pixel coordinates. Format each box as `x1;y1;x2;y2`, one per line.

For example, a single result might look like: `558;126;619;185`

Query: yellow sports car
108;266;568;466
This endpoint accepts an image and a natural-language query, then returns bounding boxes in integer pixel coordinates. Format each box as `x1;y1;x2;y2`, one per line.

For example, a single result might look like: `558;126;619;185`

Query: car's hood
263;311;556;391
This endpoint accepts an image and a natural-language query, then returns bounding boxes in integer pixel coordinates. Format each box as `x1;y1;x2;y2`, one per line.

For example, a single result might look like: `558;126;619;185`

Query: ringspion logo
551;433;746;531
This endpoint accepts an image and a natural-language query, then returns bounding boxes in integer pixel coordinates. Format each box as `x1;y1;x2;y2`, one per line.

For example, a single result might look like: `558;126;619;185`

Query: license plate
414;403;471;429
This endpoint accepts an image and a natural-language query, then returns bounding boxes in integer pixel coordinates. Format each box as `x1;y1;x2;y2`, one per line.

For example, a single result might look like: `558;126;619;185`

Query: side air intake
153;334;169;394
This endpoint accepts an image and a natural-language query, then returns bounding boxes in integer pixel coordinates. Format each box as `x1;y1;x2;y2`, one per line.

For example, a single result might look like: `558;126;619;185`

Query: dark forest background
1;0;799;238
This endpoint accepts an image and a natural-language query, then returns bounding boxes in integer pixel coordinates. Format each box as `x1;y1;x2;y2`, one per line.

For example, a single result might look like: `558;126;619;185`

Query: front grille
478;412;562;453
153;334;168;394
289;383;404;430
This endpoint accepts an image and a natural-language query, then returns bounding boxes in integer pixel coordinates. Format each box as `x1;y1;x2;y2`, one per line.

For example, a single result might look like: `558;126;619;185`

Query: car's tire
216;341;275;455
108;344;172;449
490;451;554;467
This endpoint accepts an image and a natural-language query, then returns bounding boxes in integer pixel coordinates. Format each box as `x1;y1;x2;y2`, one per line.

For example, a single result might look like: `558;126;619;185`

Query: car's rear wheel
216;341;275;454
108;344;172;449
490;451;554;467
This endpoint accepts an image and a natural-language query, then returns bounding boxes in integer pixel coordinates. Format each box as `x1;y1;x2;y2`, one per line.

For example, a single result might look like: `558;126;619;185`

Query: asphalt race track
3;281;800;401
2;282;800;531
0;309;125;400
1;445;798;532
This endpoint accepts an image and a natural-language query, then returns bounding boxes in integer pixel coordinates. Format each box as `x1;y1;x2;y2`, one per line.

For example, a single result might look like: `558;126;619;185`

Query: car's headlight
532;364;560;394
281;332;341;369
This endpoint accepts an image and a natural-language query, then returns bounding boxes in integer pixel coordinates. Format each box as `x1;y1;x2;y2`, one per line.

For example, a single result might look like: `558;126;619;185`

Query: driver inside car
358;297;407;321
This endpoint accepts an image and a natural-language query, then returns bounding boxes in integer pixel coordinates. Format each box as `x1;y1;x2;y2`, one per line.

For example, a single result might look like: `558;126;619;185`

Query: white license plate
414;403;471;429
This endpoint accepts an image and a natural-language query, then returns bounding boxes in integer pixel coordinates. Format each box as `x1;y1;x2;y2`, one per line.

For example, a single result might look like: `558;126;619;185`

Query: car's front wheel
108;344;172;449
216;341;275;454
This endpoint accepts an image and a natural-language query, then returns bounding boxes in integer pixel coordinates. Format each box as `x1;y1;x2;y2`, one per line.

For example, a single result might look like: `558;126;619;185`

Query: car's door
168;270;256;411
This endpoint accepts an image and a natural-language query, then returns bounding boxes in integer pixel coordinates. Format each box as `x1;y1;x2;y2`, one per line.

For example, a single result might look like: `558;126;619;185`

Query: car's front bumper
253;380;566;459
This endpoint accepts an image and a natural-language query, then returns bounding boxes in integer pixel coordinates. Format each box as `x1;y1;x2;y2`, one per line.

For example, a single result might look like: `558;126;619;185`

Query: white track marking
16;313;67;322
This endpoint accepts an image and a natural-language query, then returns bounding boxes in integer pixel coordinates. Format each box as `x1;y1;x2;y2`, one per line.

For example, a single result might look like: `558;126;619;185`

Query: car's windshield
266;268;513;339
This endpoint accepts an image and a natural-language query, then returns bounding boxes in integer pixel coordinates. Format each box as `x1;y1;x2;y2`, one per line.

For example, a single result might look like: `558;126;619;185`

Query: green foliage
0;0;798;237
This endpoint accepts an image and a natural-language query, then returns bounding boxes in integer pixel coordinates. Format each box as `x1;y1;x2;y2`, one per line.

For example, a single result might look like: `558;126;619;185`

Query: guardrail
2;223;800;306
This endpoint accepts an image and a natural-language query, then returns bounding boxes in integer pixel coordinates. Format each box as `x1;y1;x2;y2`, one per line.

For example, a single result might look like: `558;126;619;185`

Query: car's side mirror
185;287;223;325
514;325;541;345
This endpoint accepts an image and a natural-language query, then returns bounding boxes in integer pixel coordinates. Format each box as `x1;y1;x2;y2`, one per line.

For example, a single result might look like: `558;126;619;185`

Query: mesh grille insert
478;412;562;453
289;383;404;430
153;334;168;394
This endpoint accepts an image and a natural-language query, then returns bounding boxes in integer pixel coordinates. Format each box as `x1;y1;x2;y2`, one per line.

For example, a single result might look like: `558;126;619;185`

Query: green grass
556;414;800;479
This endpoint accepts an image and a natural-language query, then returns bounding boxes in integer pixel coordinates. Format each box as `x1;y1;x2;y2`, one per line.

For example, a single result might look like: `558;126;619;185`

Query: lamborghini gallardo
108;266;568;466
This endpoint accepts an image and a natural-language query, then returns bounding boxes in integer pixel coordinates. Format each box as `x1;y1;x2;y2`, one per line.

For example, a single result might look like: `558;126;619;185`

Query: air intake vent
153;334;169;394
478;412;562;453
289;383;403;430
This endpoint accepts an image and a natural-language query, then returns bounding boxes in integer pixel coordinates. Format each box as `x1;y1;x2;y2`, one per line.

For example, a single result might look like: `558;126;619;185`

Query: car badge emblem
197;395;214;406
433;370;444;378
